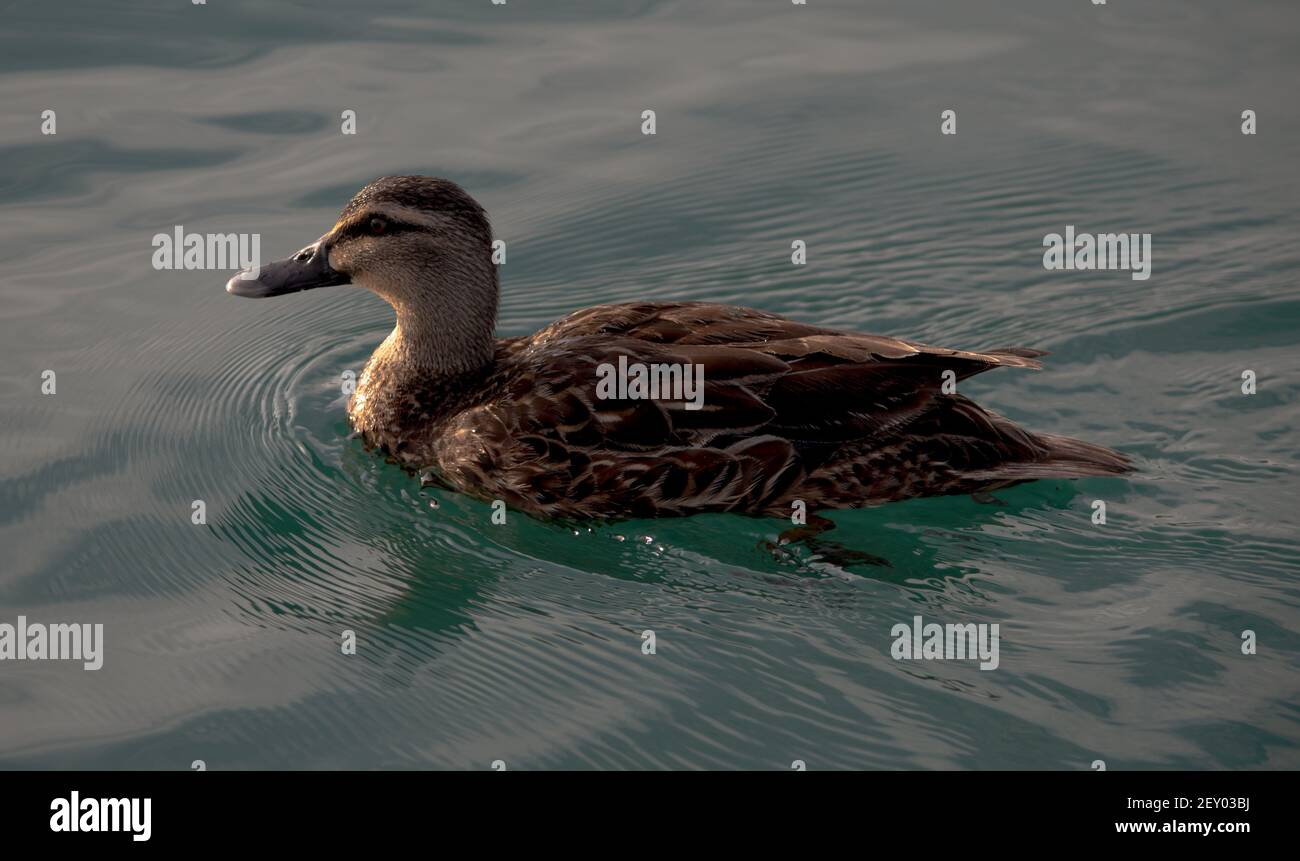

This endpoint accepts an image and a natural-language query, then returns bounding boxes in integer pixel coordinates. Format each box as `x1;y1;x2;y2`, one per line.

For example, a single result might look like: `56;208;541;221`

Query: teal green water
1;0;1298;769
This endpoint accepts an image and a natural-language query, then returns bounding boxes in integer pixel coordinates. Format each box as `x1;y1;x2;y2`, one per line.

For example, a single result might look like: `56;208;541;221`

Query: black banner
0;770;1278;846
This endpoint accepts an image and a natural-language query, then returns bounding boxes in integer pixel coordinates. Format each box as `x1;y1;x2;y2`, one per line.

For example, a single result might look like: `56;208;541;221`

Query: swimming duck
228;175;1130;521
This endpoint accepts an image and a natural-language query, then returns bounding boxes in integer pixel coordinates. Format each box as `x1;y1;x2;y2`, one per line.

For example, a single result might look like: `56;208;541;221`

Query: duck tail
983;346;1049;369
985;346;1049;360
1034;432;1133;476
973;432;1133;481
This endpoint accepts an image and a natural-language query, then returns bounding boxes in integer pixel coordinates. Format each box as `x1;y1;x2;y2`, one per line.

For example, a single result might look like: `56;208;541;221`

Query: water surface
1;0;1298;769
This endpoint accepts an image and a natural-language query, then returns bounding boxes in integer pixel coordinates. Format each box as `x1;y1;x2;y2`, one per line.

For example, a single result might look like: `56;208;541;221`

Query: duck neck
387;301;495;377
354;307;495;436
350;263;499;439
366;256;499;378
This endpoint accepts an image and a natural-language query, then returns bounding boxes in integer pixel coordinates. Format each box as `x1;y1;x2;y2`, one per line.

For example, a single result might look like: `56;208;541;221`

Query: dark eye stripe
337;217;424;240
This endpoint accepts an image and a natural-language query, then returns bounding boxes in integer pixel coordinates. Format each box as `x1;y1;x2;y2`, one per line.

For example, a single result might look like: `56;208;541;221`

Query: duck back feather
371;301;1133;520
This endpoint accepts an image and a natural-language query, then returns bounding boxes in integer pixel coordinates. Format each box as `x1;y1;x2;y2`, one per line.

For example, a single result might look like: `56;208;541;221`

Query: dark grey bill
226;243;350;298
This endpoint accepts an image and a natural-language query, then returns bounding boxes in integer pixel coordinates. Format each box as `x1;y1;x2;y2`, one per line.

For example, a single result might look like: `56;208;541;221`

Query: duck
227;175;1130;522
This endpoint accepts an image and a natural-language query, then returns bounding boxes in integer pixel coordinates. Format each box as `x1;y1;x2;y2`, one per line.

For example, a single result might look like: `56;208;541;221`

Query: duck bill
226;242;350;298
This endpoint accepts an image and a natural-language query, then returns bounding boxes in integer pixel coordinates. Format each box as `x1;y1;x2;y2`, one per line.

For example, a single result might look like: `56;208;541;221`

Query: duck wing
532;300;1041;366
443;302;1117;518
522;301;1045;449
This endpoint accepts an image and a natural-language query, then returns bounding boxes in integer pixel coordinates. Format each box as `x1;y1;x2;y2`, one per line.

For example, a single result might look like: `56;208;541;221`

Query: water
1;0;1298;769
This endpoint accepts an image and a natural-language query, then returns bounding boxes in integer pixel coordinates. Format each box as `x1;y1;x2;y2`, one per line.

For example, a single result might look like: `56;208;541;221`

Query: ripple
2;0;1299;770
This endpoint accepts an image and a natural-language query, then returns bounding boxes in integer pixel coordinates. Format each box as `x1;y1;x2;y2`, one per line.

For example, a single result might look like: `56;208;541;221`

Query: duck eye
369;217;387;235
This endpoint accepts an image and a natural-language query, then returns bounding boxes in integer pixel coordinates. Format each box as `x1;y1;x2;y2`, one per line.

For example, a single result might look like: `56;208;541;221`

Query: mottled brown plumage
228;176;1131;521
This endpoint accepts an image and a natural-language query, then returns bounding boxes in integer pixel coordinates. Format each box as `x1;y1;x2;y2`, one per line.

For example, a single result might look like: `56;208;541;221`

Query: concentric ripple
1;0;1299;769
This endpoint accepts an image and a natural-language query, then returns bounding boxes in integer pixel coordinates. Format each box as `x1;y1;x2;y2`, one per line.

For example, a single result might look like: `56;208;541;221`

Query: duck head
228;175;499;372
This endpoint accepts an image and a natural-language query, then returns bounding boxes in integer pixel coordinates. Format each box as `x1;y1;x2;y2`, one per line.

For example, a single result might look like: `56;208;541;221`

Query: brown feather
352;301;1129;520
